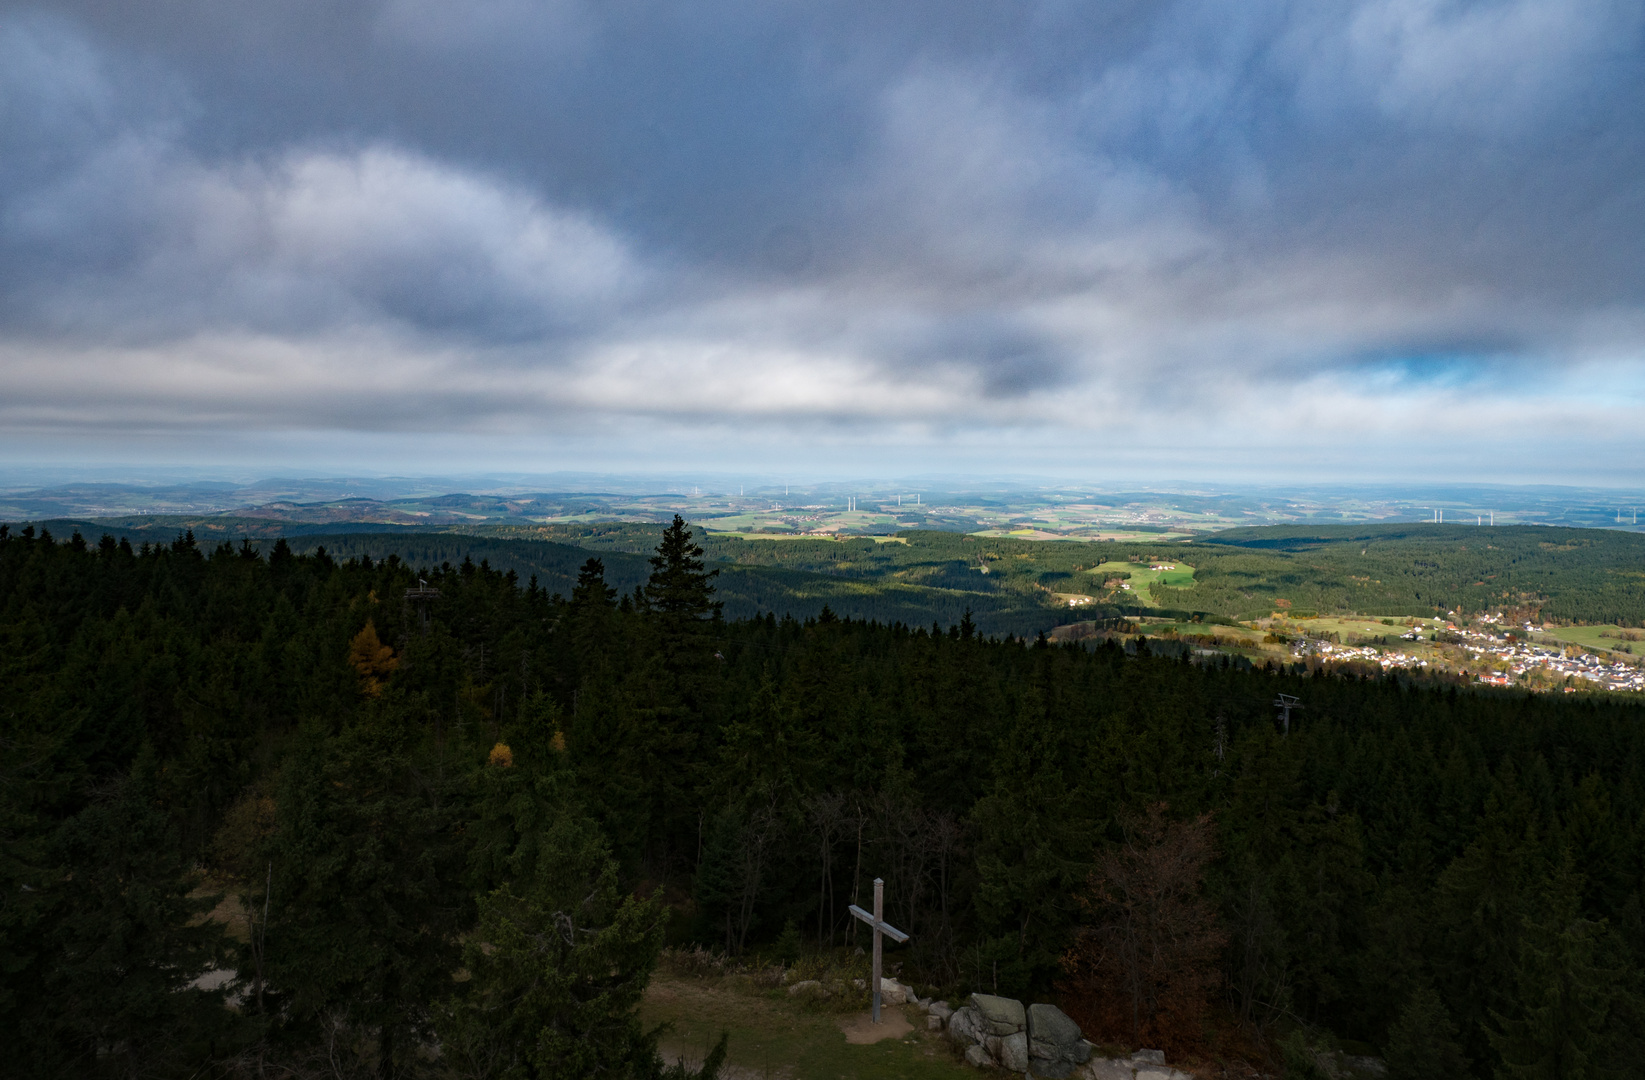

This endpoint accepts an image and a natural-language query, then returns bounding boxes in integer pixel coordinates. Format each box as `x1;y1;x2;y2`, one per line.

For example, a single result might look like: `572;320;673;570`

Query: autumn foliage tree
347;620;399;697
1063;805;1226;1053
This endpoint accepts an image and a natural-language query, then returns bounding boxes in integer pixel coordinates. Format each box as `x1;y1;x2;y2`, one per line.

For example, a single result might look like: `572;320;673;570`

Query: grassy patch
1288;616;1414;641
1536;624;1644;655
1087;561;1198;607
641;973;971;1080
706;532;910;545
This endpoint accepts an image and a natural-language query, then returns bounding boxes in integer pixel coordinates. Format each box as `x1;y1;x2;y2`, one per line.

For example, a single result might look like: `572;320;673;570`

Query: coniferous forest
3;518;1643;1079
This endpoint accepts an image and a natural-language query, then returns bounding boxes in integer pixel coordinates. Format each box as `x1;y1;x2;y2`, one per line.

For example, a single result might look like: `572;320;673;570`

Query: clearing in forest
641;973;971;1080
1086;561;1197;607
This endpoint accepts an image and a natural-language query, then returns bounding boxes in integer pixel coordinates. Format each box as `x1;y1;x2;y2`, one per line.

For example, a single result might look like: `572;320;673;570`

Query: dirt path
838;1010;913;1045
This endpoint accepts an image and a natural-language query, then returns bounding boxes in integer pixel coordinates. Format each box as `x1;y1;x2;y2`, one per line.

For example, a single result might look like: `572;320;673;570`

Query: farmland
13;513;1645;637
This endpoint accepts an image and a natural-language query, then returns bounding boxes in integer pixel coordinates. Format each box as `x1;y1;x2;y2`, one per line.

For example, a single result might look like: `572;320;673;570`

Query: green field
1536;624;1645;656
706;530;910;545
1086;560;1197;607
1276;615;1417;641
968;528;1193;542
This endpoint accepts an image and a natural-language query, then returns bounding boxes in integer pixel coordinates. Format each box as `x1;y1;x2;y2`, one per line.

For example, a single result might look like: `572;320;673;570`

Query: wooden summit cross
848;878;909;1023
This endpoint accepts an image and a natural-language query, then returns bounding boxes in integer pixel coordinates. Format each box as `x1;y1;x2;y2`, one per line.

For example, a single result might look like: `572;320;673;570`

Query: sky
1;0;1643;484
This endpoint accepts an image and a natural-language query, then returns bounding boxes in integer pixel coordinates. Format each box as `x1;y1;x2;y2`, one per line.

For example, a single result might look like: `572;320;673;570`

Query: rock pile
787;974;920;1007
1083;1049;1195;1080
931;993;1091;1076
913;993;1194;1080
878;977;913;1005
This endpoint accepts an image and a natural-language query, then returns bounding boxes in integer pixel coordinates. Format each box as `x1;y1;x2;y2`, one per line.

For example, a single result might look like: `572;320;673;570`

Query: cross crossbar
848;905;909;942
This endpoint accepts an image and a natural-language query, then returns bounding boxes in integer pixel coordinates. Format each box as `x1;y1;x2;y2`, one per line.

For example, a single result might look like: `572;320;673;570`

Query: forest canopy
1;518;1642;1078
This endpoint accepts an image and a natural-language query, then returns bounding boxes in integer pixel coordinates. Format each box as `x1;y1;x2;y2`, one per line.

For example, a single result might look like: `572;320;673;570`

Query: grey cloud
0;1;1643;471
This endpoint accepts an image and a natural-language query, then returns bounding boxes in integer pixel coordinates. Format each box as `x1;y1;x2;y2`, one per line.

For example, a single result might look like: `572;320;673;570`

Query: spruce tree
642;515;721;679
27;745;236;1077
643;516;720;625
1384;981;1471;1080
634;516;722;875
1489;855;1627;1080
262;703;472;1078
441;773;722;1078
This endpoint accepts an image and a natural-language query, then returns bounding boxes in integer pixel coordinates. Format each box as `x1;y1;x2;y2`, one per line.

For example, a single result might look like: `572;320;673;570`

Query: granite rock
1027;1003;1082;1046
1031;1056;1078;1079
970;993;1028;1036
999;1031;1030;1073
1082;1060;1134;1080
1025;1002;1087;1079
949;1006;986;1046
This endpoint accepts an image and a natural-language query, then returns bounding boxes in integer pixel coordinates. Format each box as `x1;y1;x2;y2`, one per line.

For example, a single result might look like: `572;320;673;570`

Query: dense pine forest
2;519;1642;1078
28;519;1645;633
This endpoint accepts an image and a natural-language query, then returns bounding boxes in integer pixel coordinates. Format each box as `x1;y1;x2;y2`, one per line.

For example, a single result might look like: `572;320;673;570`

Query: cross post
848;877;909;1023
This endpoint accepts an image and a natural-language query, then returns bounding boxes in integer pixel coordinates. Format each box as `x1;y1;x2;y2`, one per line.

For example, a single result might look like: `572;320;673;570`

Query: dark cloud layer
1;0;1643;478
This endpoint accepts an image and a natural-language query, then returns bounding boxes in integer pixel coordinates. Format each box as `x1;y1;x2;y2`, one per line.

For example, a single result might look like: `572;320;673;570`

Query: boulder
1032;1056;1078;1078
1129;1050;1166;1066
786;979;826;998
1025;1003;1087;1079
1083;1059;1134;1080
879;977;910;1005
969;993;1028;1036
965;1045;994;1069
1134;1068;1176;1080
998;1031;1030;1073
930;1001;954;1023
948;1006;986;1046
927;1014;945;1031
1028;1003;1082;1046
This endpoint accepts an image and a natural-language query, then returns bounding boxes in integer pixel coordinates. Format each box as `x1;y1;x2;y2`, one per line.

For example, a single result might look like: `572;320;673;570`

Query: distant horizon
5;466;1645;497
5;470;1641;539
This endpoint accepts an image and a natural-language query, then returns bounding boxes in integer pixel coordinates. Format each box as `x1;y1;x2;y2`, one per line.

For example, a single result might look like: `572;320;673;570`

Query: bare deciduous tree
730;801;783;954
806;792;849;946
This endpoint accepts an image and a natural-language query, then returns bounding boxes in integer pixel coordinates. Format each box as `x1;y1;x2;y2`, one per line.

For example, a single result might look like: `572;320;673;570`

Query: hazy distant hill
276;532;1067;636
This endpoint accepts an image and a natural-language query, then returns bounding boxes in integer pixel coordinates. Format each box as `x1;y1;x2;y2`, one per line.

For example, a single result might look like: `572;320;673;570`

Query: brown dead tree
1063;804;1227;1052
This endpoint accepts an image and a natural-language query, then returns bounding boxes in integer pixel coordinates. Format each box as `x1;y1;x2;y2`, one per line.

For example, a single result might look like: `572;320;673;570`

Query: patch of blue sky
1350;351;1539;393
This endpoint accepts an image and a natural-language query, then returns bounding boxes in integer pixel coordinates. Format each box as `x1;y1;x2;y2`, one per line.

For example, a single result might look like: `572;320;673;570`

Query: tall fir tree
25;745;237;1078
1384;981;1471;1080
1489;854;1630;1080
262;704;472;1078
441;768;723;1079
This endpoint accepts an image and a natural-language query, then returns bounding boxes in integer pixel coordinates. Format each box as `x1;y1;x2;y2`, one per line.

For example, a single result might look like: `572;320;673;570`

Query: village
1290;613;1645;693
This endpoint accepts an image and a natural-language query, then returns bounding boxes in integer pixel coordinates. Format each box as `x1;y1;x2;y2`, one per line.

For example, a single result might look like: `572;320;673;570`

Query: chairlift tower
1274;693;1303;735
